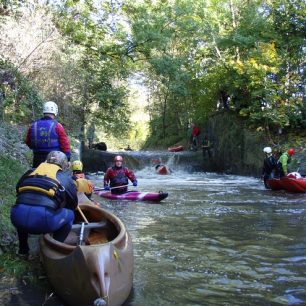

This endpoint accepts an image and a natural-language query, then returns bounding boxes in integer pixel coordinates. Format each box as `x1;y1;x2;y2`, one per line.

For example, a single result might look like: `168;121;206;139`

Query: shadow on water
0;277;62;306
2;152;306;305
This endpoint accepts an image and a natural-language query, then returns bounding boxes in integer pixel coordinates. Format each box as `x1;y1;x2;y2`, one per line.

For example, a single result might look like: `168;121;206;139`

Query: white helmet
287;172;302;179
43;101;58;116
263;147;272;154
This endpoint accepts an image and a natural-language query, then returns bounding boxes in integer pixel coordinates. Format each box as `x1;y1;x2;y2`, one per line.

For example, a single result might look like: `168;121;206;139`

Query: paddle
77;206;89;223
75;206;89;245
94;184;130;192
79;222;86;245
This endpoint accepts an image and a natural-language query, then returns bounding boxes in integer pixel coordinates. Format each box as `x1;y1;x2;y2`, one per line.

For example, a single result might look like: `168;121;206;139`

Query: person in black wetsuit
262;146;278;189
11;151;78;258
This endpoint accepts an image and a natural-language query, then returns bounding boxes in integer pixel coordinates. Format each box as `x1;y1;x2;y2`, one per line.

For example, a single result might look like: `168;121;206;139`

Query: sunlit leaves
52;0;132;136
127;0;305;136
1;0;304;143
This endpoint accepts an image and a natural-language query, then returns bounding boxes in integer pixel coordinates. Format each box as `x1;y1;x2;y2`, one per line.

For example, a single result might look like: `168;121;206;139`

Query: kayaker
104;155;137;194
277;148;295;177
262;146;277;188
155;164;164;171
190;123;201;151
25;101;71;168
71;160;94;199
155;164;172;175
11;151;78;258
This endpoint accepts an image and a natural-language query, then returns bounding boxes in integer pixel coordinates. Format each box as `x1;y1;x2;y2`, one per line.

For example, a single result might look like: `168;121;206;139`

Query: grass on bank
0;154;46;283
0;155;27;253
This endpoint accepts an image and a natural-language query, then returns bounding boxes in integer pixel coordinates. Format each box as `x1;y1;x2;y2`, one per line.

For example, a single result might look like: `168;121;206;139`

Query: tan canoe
39;193;133;306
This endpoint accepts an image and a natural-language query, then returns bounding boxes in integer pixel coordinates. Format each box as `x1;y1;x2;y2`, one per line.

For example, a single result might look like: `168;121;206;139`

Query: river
3;165;306;305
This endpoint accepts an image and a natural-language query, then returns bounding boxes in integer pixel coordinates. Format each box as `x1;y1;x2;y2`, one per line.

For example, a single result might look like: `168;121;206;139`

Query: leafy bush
0;59;43;123
0;155;27;253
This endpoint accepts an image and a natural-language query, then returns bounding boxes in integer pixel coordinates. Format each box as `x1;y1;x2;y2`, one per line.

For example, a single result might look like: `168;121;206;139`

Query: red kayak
281;175;306;193
94;190;168;202
168;145;184;152
266;178;284;190
267;173;306;193
155;165;171;175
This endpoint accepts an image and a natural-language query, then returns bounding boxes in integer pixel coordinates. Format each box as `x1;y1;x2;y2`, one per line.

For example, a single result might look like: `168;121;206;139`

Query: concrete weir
81;147;205;173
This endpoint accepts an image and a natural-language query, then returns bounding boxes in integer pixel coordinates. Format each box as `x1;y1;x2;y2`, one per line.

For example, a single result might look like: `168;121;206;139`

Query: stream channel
3;151;306;305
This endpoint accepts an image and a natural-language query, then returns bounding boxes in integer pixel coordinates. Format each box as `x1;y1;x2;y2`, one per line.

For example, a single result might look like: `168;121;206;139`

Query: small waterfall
83;148;203;173
163;154;176;170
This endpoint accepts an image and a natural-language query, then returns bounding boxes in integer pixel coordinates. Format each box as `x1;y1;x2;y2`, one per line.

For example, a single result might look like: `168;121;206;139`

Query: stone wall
201;111;265;176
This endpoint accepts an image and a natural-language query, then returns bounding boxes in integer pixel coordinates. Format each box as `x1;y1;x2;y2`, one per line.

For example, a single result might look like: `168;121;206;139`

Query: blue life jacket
30;118;60;153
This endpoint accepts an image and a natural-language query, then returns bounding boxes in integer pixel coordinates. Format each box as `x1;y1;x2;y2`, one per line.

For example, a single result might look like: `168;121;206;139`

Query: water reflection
3;169;306;305
117;170;306;305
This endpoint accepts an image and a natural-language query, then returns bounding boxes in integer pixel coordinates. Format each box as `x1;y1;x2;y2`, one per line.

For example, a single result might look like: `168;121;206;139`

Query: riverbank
0;124;49;304
0;124;30;257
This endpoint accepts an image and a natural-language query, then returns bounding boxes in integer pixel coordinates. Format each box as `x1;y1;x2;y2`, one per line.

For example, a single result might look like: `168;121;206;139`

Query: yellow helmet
72;160;83;171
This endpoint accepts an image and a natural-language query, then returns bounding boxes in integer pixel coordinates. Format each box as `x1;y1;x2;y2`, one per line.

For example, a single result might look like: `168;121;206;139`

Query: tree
53;0;132;137
124;0;305;146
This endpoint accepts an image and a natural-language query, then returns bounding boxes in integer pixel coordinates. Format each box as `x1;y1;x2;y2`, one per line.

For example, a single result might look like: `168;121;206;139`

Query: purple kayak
94;190;168;202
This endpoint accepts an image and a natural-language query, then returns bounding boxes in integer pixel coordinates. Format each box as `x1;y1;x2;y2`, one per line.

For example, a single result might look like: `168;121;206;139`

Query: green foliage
1;0;305;147
0;252;28;275
52;0;132;137
0;155;27;253
0;252;46;283
0;60;43;123
124;0;305;147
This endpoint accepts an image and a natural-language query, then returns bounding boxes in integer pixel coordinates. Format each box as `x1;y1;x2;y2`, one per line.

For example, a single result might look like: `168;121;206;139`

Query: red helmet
287;148;295;156
114;155;123;162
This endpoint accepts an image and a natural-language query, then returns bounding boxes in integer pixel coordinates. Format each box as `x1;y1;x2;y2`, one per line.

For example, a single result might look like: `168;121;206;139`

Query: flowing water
3;161;306;305
99;168;306;306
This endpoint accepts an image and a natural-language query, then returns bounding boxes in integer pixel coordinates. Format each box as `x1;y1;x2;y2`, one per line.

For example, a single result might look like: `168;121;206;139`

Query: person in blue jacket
25;101;71;168
11;151;78;258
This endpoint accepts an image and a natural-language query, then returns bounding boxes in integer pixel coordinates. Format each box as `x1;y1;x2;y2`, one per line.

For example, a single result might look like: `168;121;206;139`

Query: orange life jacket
75;178;94;194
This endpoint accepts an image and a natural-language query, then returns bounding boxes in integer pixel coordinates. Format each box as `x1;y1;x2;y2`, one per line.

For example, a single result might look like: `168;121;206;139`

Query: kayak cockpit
42;204;120;254
66;221;110;246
